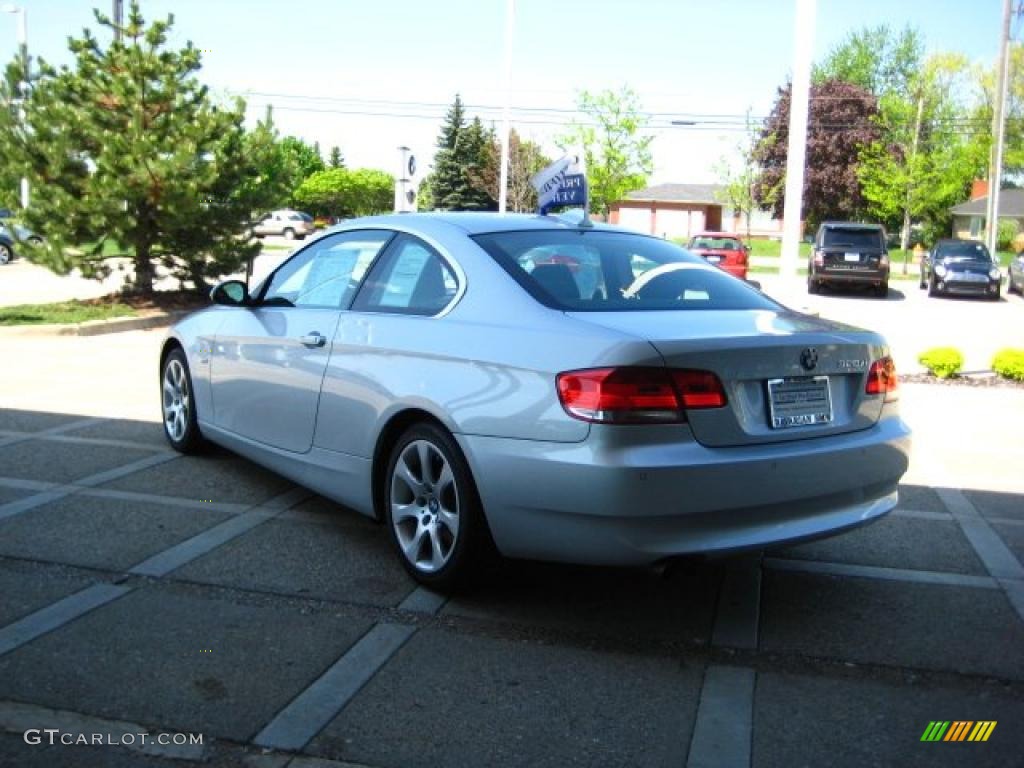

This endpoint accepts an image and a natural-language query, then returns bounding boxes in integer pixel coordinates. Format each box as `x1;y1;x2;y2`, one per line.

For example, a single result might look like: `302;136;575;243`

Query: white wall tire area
384;423;492;590
160;348;206;453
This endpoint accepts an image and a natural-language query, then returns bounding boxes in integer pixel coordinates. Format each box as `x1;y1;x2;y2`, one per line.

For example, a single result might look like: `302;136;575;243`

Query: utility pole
113;0;123;42
986;0;1013;253
780;0;816;279
498;0;515;213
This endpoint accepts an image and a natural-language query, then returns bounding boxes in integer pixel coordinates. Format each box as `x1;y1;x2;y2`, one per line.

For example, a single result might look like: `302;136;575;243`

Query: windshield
472;230;778;312
690;236;742;250
822;228;883;249
935;241;992;261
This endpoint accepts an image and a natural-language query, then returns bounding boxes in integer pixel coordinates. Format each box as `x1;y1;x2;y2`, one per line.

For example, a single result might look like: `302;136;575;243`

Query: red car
686;232;750;280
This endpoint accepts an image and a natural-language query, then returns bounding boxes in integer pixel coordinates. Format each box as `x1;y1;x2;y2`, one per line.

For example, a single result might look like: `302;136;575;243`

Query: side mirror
210;279;249;306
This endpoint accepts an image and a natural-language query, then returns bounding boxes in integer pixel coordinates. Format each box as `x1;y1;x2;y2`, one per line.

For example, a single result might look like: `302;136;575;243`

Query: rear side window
473;230;777;312
821;227;883;249
353;235;459;315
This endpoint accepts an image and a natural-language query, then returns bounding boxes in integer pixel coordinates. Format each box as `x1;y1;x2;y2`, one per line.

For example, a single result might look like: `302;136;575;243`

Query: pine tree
0;2;280;294
329;146;345;169
430;96;497;210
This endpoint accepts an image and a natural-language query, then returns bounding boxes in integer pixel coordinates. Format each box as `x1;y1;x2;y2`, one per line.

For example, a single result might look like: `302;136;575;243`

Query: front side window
352;235;459;315
473;230;777;312
261;229;392;308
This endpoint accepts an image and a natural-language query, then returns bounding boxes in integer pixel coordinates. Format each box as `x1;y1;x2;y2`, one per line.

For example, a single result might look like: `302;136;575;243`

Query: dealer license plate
844;252;860;262
705;255;721;264
767;376;833;429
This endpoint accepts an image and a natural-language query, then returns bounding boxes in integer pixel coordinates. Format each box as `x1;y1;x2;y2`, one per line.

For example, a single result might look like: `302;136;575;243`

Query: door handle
299;332;326;348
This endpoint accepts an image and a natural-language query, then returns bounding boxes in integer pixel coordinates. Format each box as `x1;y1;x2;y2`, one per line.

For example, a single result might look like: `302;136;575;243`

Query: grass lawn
0;300;137;326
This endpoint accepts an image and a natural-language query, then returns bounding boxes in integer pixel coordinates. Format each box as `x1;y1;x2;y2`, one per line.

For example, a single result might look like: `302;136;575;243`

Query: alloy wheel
0;244;11;265
389;439;460;574
162;358;191;442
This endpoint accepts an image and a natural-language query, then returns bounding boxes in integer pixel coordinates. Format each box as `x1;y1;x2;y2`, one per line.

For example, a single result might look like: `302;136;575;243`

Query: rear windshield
472;230;778;312
822;227;883;249
690;236;742;250
935;241;992;261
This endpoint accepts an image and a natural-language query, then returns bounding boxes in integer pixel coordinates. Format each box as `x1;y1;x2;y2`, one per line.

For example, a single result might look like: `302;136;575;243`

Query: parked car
808;221;890;297
0;207;13;220
920;239;1002;300
0;221;42;246
0;231;14;265
160;213;911;588
1009;250;1024;295
251;210;316;240
686;232;749;279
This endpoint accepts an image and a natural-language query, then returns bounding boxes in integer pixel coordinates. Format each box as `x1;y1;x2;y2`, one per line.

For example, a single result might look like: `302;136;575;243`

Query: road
0;330;1021;767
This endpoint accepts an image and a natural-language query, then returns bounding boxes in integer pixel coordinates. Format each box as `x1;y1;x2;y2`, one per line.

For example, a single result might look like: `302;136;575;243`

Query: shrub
996;219;1019;252
918;347;964;379
992;348;1024;381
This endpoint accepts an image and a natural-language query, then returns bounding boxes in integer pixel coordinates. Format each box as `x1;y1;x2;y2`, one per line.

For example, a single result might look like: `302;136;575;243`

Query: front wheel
928;278;939;297
161;348;205;453
384;423;491;590
0;243;12;265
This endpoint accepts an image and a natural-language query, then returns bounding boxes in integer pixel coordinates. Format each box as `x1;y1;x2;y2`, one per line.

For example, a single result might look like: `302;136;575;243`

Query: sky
0;0;1007;188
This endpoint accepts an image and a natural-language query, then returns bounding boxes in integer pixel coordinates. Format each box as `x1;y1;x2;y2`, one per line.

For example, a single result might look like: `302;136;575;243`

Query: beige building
950;181;1024;241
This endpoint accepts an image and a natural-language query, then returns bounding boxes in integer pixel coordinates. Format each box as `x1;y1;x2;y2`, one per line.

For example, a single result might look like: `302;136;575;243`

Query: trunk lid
567;309;890;448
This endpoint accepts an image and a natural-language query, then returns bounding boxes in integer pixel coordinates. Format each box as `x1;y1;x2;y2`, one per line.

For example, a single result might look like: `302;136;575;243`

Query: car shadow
817;284;909;301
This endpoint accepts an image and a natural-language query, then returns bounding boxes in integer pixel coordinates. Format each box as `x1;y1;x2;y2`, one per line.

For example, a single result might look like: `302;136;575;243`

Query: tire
283;228;296;240
0;243;11;265
160;348;206;454
384;422;492;590
876;282;889;298
1009;273;1019;295
991;286;1001;302
928;277;939;297
807;277;819;294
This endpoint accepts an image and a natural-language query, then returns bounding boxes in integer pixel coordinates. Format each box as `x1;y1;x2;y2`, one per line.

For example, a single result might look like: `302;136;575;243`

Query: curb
0;310;190;338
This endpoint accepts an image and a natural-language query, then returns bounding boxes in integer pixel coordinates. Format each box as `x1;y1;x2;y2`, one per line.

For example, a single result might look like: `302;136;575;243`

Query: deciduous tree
559;86;652;217
292;167;393;218
752;80;881;231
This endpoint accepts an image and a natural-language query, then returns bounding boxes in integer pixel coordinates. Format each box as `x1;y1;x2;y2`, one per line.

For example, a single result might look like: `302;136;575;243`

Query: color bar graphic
921;720;996;742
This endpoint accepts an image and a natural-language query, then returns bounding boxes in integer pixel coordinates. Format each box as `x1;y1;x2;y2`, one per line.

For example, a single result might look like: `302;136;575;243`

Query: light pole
497;0;515;213
2;3;29;210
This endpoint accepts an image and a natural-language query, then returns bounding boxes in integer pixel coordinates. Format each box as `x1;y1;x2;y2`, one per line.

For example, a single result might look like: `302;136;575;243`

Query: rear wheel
928;277;939;297
160;348;205;454
283;228;296;240
876;282;889;298
384;423;491;590
0;243;12;264
1009;272;1019;294
807;276;819;294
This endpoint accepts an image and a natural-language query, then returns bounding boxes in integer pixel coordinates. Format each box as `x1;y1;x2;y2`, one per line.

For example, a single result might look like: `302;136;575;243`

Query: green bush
918;347;964;379
996;219;1019;252
992;348;1024;381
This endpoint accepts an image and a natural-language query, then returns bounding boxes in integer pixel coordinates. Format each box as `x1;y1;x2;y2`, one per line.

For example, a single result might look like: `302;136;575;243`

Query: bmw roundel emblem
800;348;818;371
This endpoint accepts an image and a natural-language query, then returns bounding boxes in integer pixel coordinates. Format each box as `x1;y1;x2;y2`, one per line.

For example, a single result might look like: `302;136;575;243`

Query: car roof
935;238;984;246
348;211;627;236
690;232;743;238
819;221;883;230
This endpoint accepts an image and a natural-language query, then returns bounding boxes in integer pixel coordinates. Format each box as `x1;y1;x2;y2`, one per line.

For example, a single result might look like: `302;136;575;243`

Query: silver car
160;213;911;588
251;209;316;240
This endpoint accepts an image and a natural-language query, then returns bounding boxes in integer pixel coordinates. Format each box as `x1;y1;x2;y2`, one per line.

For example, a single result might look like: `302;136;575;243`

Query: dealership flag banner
531;153;587;215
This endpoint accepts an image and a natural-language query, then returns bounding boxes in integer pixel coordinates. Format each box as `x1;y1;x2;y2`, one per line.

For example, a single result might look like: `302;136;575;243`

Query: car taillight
556;367;726;424
865;356;898;402
813;250;824;267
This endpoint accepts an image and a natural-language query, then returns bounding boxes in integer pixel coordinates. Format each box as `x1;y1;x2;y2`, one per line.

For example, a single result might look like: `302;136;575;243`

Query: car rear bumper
813;269;888;285
458;415;911;566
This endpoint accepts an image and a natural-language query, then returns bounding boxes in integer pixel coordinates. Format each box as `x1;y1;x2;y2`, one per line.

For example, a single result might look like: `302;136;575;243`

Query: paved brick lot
0;326;1022;767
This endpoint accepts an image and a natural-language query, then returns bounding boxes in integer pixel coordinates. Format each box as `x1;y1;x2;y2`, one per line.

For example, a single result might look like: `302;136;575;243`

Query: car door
210;229;393;453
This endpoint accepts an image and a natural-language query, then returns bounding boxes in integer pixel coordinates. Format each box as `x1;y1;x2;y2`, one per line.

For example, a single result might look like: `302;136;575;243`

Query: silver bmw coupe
160;213;911;588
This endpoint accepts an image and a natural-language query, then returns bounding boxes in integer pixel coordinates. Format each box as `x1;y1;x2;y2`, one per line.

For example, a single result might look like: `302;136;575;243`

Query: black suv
808;221;890;297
